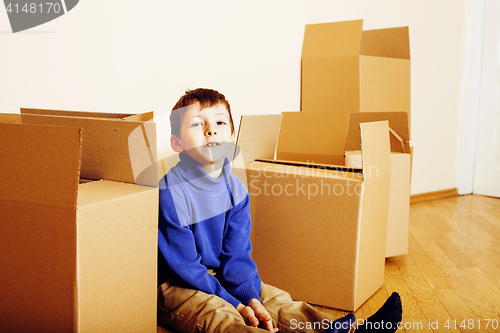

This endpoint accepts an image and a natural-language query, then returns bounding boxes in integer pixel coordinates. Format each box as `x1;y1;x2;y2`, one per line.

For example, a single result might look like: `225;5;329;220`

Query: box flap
360;26;410;59
0;123;81;207
123;111;154;122
276;111;350;164
346;112;410;153
359;121;391;180
77;179;156;208
21;113;158;187
233;114;282;166
21;107;133;119
0;113;22;124
302;20;364;58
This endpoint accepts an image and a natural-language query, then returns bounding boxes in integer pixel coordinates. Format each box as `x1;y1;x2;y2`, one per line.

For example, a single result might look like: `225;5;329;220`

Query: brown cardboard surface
385;153;410;257
359;121;391;180
0;117;158;332
360;26;410;59
77;180;157;332
346;151;410;257
0;201;78;332
359;56;411;113
250;159;362;180
301;56;360;112
234;114;282;165
301;19;411;132
246;166;363;309
233;115;391;310
0;122;82;207
231;114;282;187
345;112;410;257
20;111;158;187
346;111;410;153
276;111;350;165
123;111;155;122
0;123;82;331
302;20;364;58
0;113;21;123
21;107;132;119
354;122;391;308
255;158;362;177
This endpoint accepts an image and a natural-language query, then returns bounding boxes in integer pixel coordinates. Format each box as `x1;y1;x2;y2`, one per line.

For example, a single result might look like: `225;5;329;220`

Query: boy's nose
205;128;216;136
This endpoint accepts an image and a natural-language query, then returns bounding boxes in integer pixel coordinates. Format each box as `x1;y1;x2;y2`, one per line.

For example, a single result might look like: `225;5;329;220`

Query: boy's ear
170;135;184;153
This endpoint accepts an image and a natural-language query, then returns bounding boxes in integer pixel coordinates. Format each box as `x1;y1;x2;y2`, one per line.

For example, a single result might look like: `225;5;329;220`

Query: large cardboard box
301;19;411;131
0;110;158;332
344;112;411;257
232;112;391;311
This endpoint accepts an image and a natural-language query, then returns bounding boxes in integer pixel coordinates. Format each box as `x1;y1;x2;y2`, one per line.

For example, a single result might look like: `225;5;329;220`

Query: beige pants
157;276;346;333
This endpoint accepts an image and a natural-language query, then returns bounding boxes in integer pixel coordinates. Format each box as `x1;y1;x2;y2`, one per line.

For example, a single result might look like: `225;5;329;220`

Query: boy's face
171;102;235;169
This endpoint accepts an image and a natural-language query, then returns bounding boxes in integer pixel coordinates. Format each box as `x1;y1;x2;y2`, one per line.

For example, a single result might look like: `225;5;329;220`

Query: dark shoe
355;292;402;333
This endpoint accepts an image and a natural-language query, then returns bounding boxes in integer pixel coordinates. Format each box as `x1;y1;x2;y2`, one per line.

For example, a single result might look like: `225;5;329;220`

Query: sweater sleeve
220;191;262;305
158;179;241;308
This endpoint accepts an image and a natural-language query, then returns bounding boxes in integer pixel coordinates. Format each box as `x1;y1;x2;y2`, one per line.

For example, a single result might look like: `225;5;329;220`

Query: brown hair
170;88;234;137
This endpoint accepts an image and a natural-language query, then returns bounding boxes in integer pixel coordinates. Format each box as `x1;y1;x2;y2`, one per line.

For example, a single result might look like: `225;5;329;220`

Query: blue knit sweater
158;153;262;308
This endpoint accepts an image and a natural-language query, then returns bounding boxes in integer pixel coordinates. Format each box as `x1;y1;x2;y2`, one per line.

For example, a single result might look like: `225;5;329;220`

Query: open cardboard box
301;19;411;132
232;111;391;311
20;108;160;187
344;112;411;257
0;109;158;332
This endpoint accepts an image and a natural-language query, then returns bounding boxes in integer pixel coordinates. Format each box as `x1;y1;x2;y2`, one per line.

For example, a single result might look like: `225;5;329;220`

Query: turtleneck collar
175;153;231;192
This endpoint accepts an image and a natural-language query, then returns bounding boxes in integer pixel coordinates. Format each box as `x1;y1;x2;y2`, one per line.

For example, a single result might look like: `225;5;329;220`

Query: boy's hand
237;299;278;332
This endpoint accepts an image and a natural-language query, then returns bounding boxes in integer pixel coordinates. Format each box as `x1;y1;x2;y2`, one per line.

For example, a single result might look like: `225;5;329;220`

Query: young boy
157;88;402;333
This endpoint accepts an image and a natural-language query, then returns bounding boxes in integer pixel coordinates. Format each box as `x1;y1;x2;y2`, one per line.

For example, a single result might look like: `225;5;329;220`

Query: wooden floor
316;194;500;332
159;194;500;332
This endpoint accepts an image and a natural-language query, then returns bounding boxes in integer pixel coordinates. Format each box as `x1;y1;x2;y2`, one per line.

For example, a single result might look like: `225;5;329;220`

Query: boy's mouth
205;142;220;147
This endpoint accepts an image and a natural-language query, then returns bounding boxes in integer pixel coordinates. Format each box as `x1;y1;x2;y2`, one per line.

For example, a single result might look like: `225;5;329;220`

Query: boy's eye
216;121;227;125
191;122;203;127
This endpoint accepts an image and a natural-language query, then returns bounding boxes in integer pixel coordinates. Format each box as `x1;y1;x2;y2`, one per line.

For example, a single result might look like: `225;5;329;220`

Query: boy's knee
260;283;292;302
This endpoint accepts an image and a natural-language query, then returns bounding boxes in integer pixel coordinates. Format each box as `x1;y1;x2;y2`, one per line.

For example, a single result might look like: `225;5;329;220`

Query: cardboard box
20;108;159;187
0;110;158;332
345;112;411;257
232;111;391;311
301;19;411;131
299;19;412;257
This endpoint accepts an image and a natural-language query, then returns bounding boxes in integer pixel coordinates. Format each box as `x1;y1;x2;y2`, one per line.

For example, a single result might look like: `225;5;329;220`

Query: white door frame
456;0;486;195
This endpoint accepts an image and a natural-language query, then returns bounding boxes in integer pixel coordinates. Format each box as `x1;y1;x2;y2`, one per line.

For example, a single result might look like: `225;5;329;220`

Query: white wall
0;0;467;195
